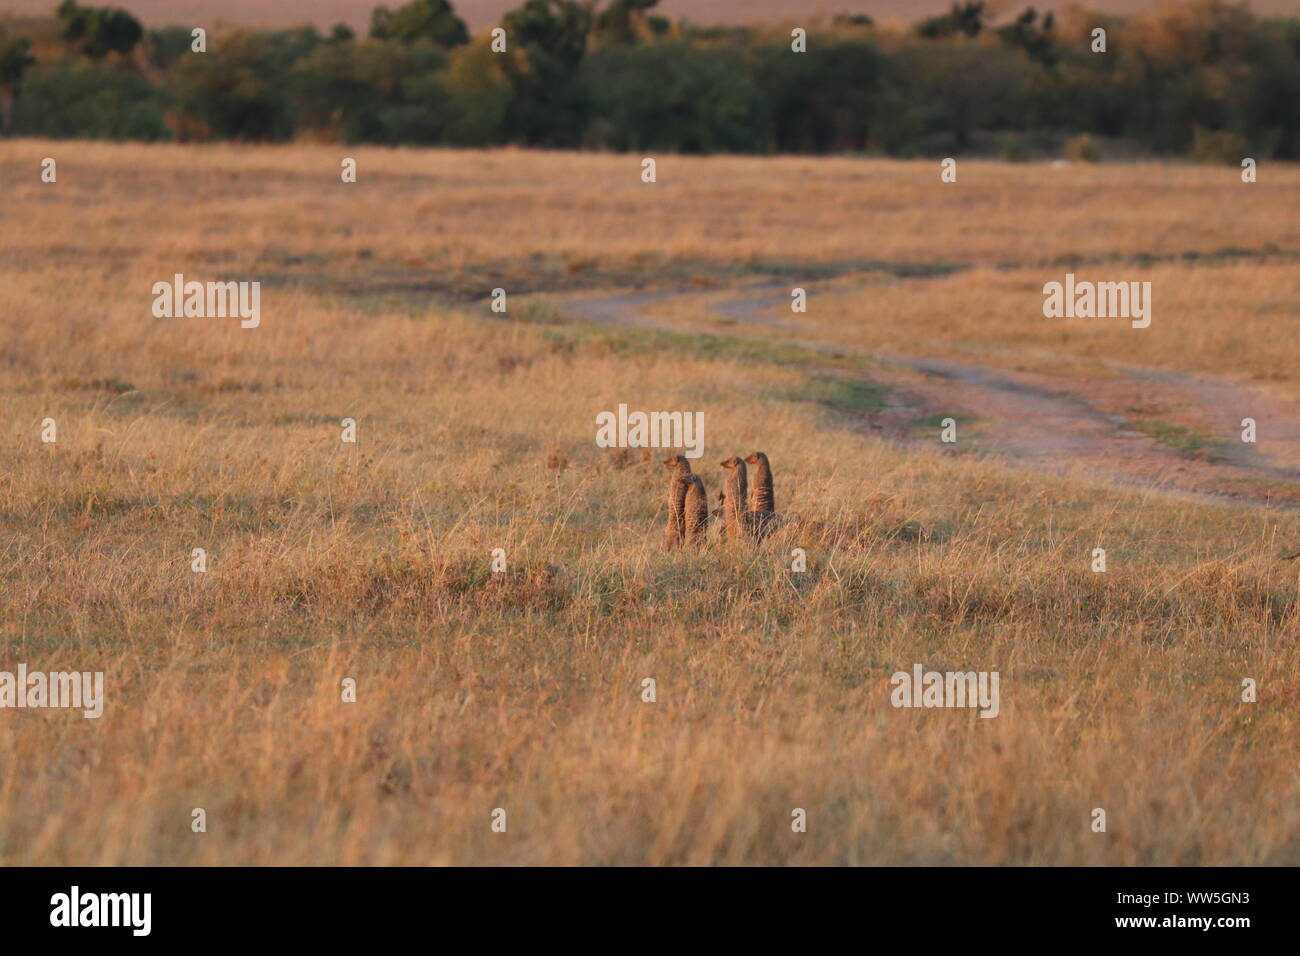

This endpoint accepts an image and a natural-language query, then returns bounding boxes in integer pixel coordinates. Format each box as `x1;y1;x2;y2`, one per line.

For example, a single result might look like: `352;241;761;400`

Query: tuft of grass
1128;419;1226;460
57;376;136;393
788;373;889;413
911;412;977;431
541;322;864;370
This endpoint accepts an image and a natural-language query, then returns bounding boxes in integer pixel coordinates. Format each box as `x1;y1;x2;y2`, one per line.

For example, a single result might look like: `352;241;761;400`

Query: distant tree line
0;0;1296;159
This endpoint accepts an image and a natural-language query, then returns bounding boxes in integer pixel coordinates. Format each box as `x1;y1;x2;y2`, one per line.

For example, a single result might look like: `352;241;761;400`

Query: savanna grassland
1;141;1298;865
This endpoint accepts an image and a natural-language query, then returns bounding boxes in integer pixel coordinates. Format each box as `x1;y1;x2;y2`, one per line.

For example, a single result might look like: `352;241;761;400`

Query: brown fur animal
680;475;709;543
744;451;785;540
663;455;692;548
745;451;774;513
720;456;752;540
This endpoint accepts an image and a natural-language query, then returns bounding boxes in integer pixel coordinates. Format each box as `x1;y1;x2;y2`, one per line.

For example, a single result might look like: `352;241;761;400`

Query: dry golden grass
3;142;1295;297
642;259;1300;388
0;140;1297;865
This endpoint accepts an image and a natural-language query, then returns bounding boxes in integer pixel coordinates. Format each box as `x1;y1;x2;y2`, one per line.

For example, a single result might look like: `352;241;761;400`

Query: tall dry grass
2;142;1295;296
0;141;1296;864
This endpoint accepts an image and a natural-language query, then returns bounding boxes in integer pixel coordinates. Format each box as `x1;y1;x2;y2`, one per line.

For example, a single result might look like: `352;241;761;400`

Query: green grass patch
743;257;967;280
788;373;889;414
911;412;977;430
1128;419;1226;459
541;321;865;371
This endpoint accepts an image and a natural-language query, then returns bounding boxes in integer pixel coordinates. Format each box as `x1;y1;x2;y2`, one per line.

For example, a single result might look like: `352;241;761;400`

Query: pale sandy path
557;284;1300;511
1108;364;1300;477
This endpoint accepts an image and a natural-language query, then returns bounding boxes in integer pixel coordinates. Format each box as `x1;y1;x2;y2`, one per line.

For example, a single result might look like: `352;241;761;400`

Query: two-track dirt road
559;282;1300;511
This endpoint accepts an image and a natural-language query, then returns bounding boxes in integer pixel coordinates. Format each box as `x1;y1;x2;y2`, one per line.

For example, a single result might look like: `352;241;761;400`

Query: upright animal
719;456;751;540
680;475;709;543
745;451;774;513
745;450;784;540
663;455;692;548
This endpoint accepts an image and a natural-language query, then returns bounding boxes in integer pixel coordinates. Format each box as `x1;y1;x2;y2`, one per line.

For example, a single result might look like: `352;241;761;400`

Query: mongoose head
744;452;768;466
664;455;691;472
720;456;744;470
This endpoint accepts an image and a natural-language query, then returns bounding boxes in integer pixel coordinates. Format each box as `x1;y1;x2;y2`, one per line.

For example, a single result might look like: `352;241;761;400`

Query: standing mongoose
680;475;709;543
663;455;692;548
744;450;782;540
719;456;749;540
745;451;774;513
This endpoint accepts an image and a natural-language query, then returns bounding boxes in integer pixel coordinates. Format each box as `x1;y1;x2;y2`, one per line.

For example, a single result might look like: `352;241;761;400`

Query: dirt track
559;284;1300;511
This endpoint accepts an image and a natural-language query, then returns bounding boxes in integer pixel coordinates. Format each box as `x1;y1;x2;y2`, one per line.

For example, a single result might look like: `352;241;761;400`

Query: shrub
578;40;768;153
369;0;469;48
1063;132;1100;162
1190;125;1246;164
13;61;169;139
168;29;322;141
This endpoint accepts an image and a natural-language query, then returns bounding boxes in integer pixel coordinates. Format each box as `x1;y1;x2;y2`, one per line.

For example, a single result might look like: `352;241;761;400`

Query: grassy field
1;141;1297;865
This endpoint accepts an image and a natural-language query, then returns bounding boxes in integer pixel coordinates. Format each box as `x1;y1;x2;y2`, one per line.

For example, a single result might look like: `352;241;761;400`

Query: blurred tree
1;0;1289;159
1107;0;1258;153
997;8;1057;68
0;32;36;132
747;38;886;152
169;29;322;140
58;0;144;60
440;39;513;145
1242;19;1300;157
580;40;767;152
918;2;989;39
593;0;662;45
13;60;168;139
293;37;453;143
887;42;1035;152
500;0;594;146
147;26;196;70
370;0;469;48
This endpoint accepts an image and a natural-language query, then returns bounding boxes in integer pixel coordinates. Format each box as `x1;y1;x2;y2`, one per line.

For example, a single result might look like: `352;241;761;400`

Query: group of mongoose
663;451;781;547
